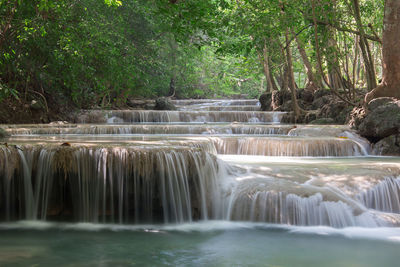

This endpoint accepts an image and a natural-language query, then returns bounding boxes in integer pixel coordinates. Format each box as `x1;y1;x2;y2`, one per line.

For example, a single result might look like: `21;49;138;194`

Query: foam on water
2;220;400;243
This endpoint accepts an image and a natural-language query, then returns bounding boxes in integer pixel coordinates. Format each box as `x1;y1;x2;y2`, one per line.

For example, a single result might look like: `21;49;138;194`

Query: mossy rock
154;97;177;110
0;127;10;139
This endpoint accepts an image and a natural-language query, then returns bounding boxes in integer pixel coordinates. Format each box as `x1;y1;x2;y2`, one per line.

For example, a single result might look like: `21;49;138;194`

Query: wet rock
154;97;177;111
372;134;400;156
357;98;400;140
259;92;272;111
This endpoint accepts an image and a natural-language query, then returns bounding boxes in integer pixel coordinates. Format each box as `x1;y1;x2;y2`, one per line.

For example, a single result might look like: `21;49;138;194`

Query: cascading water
1;98;400;229
0;145;222;223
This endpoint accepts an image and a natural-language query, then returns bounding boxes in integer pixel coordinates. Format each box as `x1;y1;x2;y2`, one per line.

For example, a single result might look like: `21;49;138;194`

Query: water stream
1;99;399;266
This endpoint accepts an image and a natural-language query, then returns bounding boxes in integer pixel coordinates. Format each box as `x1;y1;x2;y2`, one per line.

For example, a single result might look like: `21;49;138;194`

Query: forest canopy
0;0;391;108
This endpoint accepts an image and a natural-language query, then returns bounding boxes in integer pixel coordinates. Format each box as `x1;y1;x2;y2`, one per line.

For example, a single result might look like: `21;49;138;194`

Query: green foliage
0;0;387;107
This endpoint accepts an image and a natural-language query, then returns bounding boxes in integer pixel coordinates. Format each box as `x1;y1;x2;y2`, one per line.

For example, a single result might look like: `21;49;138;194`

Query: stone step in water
211;136;370;156
178;105;261;111
0;144;221;223
1;145;399;227
6;134;370;157
220;155;400;227
3;123;294;136
75;110;286;124
171;99;260;106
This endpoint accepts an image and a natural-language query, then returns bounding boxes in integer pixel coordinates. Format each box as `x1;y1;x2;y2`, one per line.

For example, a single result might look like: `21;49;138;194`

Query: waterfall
4;124;294;136
76;110;287;123
1;98;399;228
358;177;400;213
0;145;221;223
211;137;368;156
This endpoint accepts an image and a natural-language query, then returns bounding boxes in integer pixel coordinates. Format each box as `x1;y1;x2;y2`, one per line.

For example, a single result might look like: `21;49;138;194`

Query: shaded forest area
0;0;399;122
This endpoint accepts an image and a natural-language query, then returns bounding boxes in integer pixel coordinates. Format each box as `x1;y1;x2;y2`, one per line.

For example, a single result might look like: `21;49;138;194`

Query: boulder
312;95;334;110
30;99;44;110
357;98;400;140
280;100;293;112
271;90;291;108
314;89;332;99
319;100;350;124
298;89;314;103
0;127;9;139
367;97;396;111
259;92;272;111
127;99;155;110
372;134;400;156
154;97;177;110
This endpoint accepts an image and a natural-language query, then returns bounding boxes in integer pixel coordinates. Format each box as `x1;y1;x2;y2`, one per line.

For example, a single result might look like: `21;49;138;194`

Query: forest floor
0;97;74;124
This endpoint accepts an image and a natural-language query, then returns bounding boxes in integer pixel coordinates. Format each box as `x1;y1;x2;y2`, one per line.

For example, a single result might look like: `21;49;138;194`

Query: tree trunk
278;44;289;91
366;0;400;102
261;41;275;92
291;29;321;91
269;66;279;91
285;29;301;119
352;0;377;91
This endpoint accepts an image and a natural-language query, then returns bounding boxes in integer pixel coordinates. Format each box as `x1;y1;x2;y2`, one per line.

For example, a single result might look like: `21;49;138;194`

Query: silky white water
1;98;399;266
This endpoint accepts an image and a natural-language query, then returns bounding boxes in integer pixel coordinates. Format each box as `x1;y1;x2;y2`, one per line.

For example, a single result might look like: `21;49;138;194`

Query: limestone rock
314;89;332;99
127;99;154;110
259;92;272;111
312;95;333;110
319;100;350;124
154;97;177;111
372;134;400;156
30;99;43;110
271;90;291;109
298;89;314;103
367;97;396;111
358;99;400;139
0;127;9;139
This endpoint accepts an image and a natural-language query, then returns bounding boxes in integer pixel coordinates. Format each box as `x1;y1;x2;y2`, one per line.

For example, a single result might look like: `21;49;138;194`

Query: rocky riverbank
259;89;400;155
349;97;400;156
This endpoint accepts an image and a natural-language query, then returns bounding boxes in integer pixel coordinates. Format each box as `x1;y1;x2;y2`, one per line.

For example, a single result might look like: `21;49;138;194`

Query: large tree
365;0;400;102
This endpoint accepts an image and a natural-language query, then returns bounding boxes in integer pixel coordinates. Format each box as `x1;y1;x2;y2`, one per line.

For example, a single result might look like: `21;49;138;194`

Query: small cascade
211;137;367;156
192;105;261;111
226;192;377;227
358;177;400;213
76;110;286;123
2;98;400;228
0;145;221;223
4;124;294;136
171;99;260;106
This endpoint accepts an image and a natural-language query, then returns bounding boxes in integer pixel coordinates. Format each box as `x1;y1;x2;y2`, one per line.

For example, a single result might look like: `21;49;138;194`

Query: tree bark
311;0;356;106
285;29;301;119
261;41;274;92
352;0;377;91
291;29;321;91
366;0;400;102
